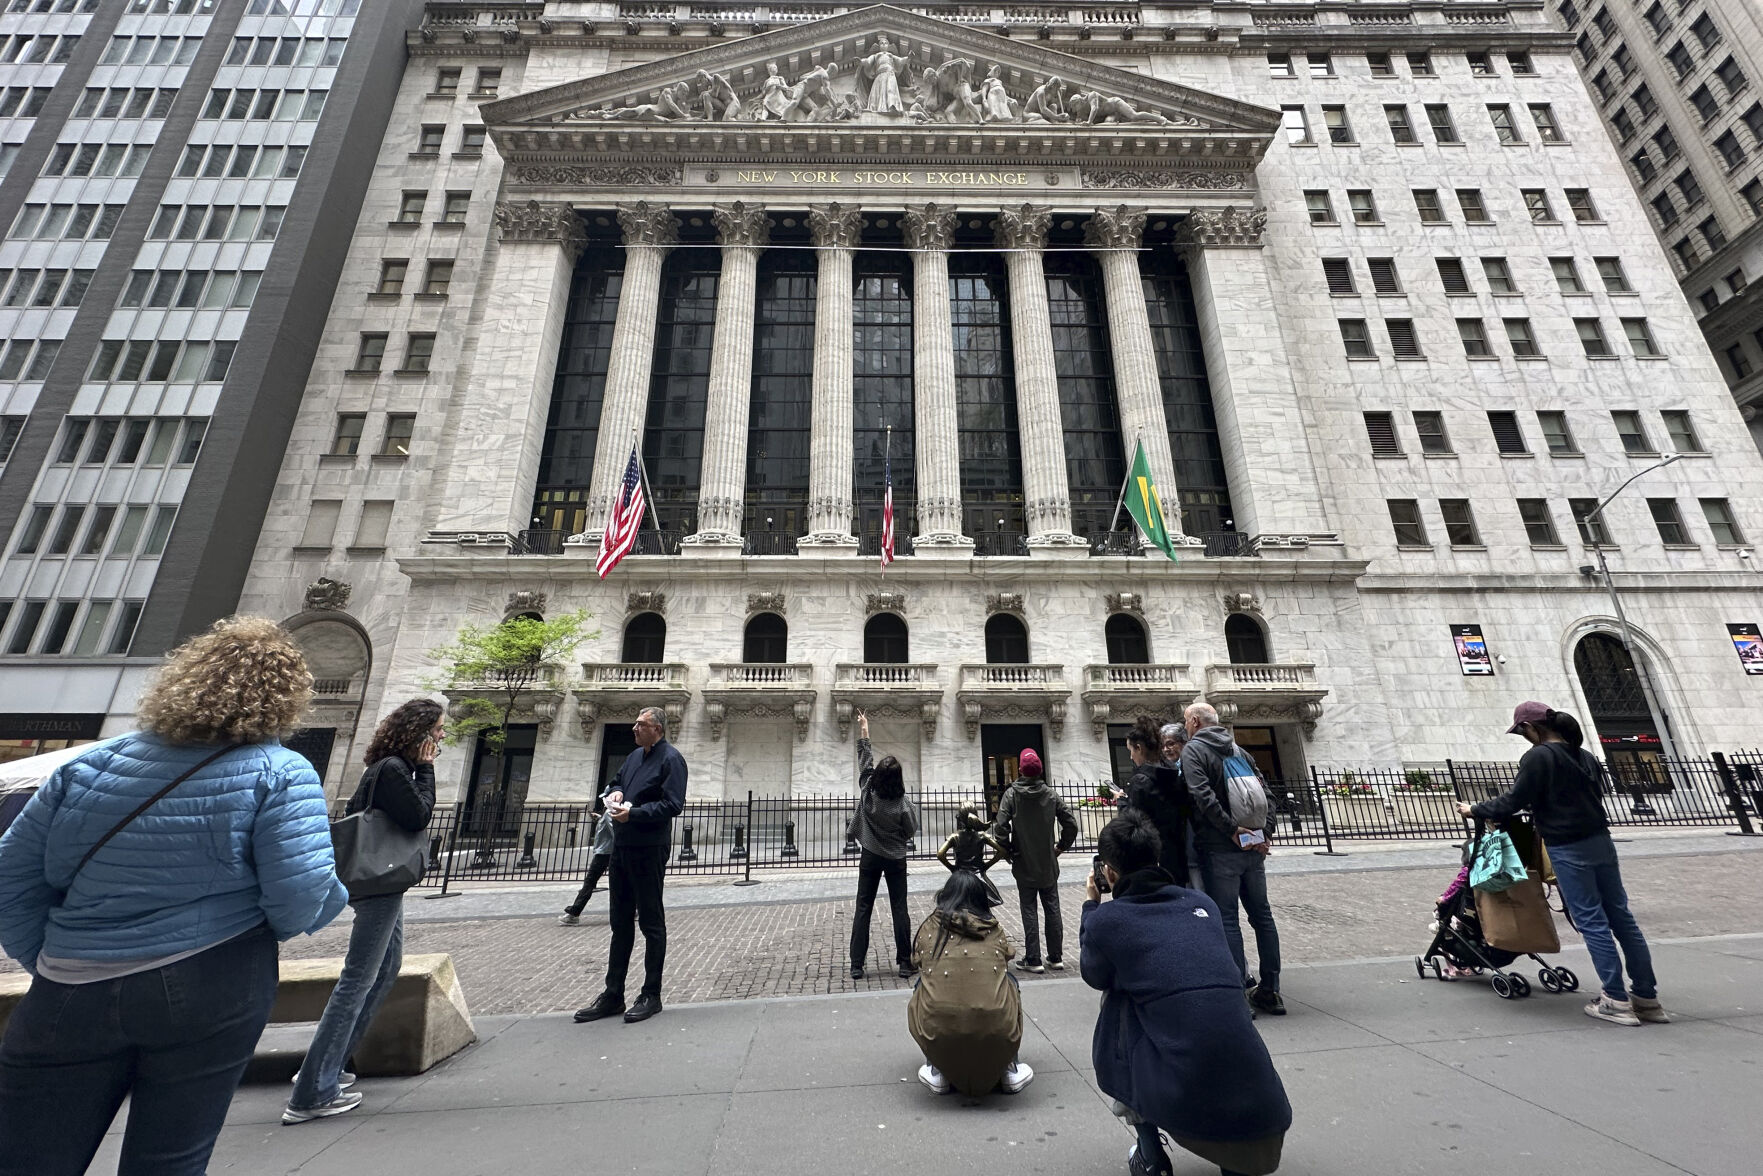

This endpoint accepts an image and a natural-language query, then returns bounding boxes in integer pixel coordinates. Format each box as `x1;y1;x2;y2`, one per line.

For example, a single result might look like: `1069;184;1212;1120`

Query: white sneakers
1000;1061;1034;1093
281;1091;363;1124
917;1064;951;1094
1014;960;1044;974
1584;994;1642;1027
558;912;581;926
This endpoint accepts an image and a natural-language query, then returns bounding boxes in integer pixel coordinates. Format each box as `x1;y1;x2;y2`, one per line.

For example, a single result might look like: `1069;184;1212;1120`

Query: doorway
980;723;1044;819
1234;725;1284;787
1573;633;1666;789
464;724;537;840
597;722;639;794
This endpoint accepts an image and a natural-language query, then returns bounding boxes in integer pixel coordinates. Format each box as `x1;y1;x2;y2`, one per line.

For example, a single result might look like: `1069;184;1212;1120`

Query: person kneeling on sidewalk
908;871;1033;1097
1082;811;1291;1176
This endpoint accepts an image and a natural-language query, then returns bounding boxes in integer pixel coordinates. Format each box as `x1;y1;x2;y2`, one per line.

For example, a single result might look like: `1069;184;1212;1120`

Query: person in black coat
1082;810;1290;1176
1124;716;1189;885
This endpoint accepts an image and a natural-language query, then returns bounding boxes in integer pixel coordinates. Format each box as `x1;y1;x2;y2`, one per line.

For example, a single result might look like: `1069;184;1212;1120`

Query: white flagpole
1108;432;1142;534
629;429;663;537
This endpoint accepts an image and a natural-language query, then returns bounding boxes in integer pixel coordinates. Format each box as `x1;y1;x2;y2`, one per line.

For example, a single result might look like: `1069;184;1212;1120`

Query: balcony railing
579;662;688;689
512;529;565;555
742;532;798;556
1085;663;1193;690
1202;531;1259;557
1089;530;1144;556
857;530;915;558
707;662;814;688
971;529;1028;557
959;663;1065;689
1205;662;1321;692
834;662;938;688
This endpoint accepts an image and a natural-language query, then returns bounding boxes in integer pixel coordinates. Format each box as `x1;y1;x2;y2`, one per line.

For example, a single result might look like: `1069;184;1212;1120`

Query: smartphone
1091;854;1111;894
1237;830;1267;848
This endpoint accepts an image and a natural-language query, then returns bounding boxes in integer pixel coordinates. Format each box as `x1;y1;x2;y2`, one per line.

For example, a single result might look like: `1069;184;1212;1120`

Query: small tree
427;609;596;754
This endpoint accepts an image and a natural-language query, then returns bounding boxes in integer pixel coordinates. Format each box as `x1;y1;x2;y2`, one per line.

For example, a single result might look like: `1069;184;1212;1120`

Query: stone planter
1394;792;1461;829
1321;795;1388;832
1076;805;1117;844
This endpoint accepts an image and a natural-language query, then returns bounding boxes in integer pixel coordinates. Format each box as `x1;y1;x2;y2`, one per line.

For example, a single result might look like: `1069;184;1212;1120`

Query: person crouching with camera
1081;810;1291;1176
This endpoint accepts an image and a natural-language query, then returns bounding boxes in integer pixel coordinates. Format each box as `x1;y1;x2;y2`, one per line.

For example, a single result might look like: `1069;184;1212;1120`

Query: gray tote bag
330;760;427;899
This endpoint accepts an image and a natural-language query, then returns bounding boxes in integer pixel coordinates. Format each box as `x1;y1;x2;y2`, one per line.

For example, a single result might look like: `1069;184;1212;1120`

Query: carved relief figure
792;63;837;119
978;64;1017;123
860;35;910;114
1021;76;1070;123
585;81;692;122
1068;90;1172;126
759;61;794;120
917;57;982;123
693;70;742;122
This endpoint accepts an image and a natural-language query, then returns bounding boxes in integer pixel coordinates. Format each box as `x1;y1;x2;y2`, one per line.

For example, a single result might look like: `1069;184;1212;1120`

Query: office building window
1440;499;1480;546
1595;257;1632;292
330;414;364;456
459;125;486;154
1281;106;1311;145
1523;189;1556;222
1321;258;1354;294
1528;104;1564;143
1716;58;1747;97
1723;343;1753;378
442;192;470;223
1322;105;1353;144
1387;319;1422;358
1407;52;1434;77
1339;319;1374;358
435;67;460;96
1715;131;1746;169
1305;190;1335;224
1458;318;1493;358
1508;51;1536;76
1466;51;1496;78
1661;410;1702;452
1691;85;1719;122
1267;53;1293;78
1414;411;1451;454
1488;411;1527;453
474;68;501;97
1457;189;1490;222
1611;409;1652;452
1667;42;1695;79
1385;105;1416;143
1363;412;1401;455
402;334;436;373
1576;319;1612;357
1537;411;1578;454
423;260;453;296
354;334;387;372
1308;53;1334;78
1504;319;1541;357
1552;257;1586;293
1482;257;1516;294
1565;190;1598;222
1489;105;1522;144
1570;499;1613;545
376;259;406;296
1631;150;1656;183
1647;498;1689;544
1348;190;1378;223
1369;52;1395;78
1367;258;1401;295
1388;500;1428;547
397;192;426;223
1701;498;1745;544
1437;257;1470;293
1426;104;1460;143
1652;193;1681;228
1518;499;1560;545
416;125;443;153
1414;189;1445;223
1621;318;1661;357
382;413;415;456
1700;216;1727;251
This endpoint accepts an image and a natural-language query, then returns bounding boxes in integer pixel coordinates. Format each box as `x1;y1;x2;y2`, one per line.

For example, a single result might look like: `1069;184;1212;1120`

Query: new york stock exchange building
241;1;1763;817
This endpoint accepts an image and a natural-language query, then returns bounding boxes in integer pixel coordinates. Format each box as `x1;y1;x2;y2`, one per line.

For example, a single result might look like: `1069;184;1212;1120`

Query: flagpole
629;429;662;537
1108;433;1142;534
882;424;892;571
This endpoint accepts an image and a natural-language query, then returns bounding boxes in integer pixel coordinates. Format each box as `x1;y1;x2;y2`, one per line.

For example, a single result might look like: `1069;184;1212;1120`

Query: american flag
596;446;646;579
879;450;895;569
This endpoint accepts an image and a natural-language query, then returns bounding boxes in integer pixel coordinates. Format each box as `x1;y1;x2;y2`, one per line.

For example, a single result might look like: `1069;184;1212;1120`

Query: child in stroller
1416;859;1580;1000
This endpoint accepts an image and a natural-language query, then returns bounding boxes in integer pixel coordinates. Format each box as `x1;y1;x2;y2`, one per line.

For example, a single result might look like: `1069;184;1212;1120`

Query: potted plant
1075;780;1119;843
1321;771;1387;830
1392;769;1460;829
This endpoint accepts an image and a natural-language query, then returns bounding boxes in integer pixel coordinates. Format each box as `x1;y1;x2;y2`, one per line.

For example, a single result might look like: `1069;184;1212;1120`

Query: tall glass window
642;245;719;541
950;251;1023;554
532;246;623;536
853;250;914;556
745;249;816;550
1044;253;1126;541
1141;255;1235;536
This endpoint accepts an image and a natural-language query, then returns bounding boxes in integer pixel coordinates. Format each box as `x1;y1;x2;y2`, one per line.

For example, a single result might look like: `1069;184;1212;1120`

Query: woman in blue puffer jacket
0;615;349;1176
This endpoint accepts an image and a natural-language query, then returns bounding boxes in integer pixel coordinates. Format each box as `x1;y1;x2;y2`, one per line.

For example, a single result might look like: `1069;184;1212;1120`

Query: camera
1091;854;1111;895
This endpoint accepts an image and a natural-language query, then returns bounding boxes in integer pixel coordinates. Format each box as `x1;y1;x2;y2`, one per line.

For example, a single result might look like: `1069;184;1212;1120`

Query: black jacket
1180;726;1274;853
1472;742;1609;846
607;739;688;850
1125;761;1190;882
346;755;436;833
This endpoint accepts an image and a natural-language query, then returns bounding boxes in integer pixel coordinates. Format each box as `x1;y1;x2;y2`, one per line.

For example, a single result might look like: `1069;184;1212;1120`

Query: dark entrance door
464;724;538;840
597;722;638;794
285;727;337;790
1573;633;1666;789
1234;726;1284;788
980;723;1044;819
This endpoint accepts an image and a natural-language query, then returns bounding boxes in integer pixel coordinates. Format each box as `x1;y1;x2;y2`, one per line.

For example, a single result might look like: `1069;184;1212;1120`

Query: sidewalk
107;933;1763;1176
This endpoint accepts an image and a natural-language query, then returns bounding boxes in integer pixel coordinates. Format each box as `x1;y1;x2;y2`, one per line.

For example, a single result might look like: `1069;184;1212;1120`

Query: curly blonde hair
135;615;313;745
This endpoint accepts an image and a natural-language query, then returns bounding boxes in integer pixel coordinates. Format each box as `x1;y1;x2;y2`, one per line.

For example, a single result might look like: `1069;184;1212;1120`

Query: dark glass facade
1142;256;1235;536
531;246;623;535
949;252;1023;554
642;246;720;537
853;251;914;554
745;250;816;547
1044;253;1126;540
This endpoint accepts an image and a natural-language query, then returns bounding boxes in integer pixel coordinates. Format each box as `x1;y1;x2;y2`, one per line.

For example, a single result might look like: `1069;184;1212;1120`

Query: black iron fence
405;752;1761;893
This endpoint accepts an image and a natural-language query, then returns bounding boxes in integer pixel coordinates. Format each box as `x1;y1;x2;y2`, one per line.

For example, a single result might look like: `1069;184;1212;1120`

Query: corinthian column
581;201;677;540
901;202;969;547
995;203;1077;547
1086;204;1185;540
803;202;862;547
684;202;770;550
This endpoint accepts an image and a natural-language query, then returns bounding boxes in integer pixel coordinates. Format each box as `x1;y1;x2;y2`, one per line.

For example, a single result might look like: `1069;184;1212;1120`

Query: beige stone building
233;0;1763;817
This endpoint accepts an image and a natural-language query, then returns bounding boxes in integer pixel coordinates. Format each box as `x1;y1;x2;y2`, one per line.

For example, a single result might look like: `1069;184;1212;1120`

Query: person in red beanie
992;748;1077;973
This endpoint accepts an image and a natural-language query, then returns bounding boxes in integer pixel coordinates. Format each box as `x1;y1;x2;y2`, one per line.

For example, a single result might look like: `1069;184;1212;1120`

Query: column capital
902;202;959;251
808;202;863;248
713;201;770;248
494;199;588;262
993;203;1051;250
616;200;680;248
1083;204;1148;250
1173;205;1267;249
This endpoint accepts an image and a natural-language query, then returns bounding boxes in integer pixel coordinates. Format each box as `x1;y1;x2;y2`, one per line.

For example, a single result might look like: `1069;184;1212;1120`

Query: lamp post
1579;455;1681;802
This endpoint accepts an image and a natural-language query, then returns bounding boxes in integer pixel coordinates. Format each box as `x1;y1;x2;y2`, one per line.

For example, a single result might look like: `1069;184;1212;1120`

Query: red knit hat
1019;749;1042;776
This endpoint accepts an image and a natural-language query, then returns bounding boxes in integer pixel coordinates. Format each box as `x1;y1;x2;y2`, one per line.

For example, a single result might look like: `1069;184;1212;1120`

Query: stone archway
284;610;373;790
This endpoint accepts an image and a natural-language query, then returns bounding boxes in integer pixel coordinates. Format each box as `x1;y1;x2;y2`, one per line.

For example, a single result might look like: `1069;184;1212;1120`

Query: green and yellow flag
1123;439;1178;562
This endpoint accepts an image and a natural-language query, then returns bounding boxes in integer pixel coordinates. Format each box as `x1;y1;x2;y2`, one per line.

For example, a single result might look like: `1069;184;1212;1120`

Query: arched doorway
984;613;1029;664
1225;614;1269;664
1573;632;1665;788
621;612;666;663
743;612;788;663
1104;613;1150;665
285;615;372;790
863;613;909;663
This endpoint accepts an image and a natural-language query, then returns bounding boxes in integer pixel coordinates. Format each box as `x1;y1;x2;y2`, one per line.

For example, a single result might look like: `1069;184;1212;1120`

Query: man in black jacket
574;706;687;1025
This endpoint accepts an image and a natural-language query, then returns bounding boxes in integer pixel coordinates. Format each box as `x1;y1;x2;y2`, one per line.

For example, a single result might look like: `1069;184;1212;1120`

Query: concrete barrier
0;952;475;1078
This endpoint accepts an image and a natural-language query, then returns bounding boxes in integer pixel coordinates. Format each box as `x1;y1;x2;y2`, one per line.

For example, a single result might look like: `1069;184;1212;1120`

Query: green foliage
426;610;595;752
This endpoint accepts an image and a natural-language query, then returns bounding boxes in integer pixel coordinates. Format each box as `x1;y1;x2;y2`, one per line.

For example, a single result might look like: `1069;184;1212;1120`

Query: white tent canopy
0;741;101;792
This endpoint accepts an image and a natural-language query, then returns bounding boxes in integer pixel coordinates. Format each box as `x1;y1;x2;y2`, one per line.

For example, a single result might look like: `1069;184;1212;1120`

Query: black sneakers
624;993;663;1023
1248;985;1287;1016
573;993;625;1023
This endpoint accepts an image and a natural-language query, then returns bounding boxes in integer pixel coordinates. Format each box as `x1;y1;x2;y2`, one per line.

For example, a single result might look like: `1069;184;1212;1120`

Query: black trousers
1016;882;1064;965
603;844;669;999
565;852;612;916
850;850;912;968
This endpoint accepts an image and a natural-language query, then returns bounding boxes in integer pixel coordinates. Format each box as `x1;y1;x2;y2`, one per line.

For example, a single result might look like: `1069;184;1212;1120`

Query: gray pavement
95;932;1763;1175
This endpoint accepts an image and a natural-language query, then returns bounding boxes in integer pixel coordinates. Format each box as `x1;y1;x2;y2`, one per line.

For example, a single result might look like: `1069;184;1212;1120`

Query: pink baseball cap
1508;701;1552;734
1018;749;1042;776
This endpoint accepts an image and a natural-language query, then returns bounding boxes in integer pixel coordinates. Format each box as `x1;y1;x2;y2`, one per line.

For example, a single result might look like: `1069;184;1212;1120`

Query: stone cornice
493;199;589;261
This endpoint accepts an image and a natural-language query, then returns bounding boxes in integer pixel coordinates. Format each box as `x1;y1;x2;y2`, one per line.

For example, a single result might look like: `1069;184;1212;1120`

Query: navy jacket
1472;742;1609;846
607;738;687;850
1081;869;1292;1143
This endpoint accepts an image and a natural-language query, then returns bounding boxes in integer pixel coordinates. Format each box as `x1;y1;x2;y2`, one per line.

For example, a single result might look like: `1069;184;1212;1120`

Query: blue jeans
0;923;278;1176
290;892;404;1110
1197;845;1281;993
1546;833;1656;1002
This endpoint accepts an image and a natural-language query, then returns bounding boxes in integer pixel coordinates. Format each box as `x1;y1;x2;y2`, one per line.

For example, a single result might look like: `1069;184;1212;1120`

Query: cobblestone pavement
263;841;1763;1015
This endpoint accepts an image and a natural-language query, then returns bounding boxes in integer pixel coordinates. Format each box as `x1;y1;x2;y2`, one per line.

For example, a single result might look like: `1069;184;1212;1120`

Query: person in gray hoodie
1180;702;1284;1017
992;749;1079;972
847;712;921;979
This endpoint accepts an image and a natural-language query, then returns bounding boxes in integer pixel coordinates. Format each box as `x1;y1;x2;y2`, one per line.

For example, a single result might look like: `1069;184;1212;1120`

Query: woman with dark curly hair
847;711;920;980
0;616;347;1175
285;698;441;1124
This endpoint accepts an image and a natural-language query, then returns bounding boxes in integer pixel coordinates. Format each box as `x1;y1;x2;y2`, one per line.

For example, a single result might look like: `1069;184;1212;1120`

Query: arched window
1225;614;1269;664
985;613;1030;664
1573;632;1663;787
1105;614;1150;665
864;613;909;664
743;612;788;663
621;613;666;663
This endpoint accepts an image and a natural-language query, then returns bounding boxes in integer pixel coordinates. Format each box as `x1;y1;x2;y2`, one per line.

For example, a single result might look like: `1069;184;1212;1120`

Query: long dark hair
364;698;442;765
868;755;905;799
1534;708;1586;750
928;869;999;961
1126;714;1161;757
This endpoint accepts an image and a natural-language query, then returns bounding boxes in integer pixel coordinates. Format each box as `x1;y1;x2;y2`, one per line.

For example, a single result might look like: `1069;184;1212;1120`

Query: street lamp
1578;455;1681;800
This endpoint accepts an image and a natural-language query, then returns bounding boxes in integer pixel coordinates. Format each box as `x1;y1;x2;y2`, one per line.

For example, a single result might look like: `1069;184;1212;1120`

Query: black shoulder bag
330;759;428;899
71;744;237;881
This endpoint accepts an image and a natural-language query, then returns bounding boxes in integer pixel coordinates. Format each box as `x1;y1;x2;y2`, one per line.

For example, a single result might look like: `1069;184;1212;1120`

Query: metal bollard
516;831;537;869
730;823;748;860
428;835;443;871
1286;791;1302;835
780;819;799;858
679;822;699;863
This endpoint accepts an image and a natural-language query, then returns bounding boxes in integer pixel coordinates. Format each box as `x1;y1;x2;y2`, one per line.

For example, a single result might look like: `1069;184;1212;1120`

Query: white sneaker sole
281;1093;363;1124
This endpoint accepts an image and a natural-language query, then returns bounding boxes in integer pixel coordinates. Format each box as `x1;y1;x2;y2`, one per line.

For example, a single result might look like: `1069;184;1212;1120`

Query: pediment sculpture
566;39;1199;129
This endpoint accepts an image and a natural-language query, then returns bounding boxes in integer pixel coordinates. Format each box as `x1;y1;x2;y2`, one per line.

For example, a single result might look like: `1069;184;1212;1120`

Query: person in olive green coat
907;871;1034;1097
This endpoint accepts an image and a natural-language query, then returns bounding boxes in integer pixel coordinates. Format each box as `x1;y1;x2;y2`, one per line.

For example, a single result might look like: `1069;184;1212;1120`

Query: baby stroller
1414;817;1579;1000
